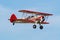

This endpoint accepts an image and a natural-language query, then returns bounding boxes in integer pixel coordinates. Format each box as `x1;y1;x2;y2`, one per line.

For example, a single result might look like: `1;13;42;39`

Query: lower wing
14;19;49;24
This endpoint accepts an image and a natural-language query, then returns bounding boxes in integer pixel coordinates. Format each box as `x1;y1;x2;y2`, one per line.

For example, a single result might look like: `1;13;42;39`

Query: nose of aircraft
9;13;17;23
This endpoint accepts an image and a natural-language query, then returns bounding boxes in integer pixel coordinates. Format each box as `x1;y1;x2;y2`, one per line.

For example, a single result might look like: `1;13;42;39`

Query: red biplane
9;10;53;29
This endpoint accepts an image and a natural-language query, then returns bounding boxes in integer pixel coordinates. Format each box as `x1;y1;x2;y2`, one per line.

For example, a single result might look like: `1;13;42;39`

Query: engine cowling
10;14;17;23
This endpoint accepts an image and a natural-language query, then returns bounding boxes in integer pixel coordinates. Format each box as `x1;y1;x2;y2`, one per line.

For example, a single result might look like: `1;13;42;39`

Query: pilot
31;16;34;18
27;16;34;18
28;16;31;18
27;16;30;19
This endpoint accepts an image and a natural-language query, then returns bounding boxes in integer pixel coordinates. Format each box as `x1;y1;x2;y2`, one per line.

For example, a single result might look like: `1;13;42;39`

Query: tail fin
9;13;17;23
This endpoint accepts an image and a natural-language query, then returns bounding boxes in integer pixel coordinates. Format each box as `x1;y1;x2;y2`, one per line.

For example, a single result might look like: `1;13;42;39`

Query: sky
0;0;60;40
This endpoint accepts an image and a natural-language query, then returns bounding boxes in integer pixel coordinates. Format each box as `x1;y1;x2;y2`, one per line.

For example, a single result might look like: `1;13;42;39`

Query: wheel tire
40;25;43;29
33;25;36;29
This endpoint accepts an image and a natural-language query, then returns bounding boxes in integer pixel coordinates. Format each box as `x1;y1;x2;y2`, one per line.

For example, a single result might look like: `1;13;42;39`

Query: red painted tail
10;14;17;23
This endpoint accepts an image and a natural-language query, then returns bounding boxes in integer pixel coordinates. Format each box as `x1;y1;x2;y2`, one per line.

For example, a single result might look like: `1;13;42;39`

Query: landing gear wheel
40;25;43;29
33;25;36;29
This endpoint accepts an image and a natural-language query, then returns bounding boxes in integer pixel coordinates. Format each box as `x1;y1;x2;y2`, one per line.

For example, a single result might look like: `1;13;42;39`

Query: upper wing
18;10;53;16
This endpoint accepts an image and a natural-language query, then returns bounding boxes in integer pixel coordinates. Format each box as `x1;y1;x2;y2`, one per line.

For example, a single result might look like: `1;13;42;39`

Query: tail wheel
33;25;36;29
39;25;43;29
